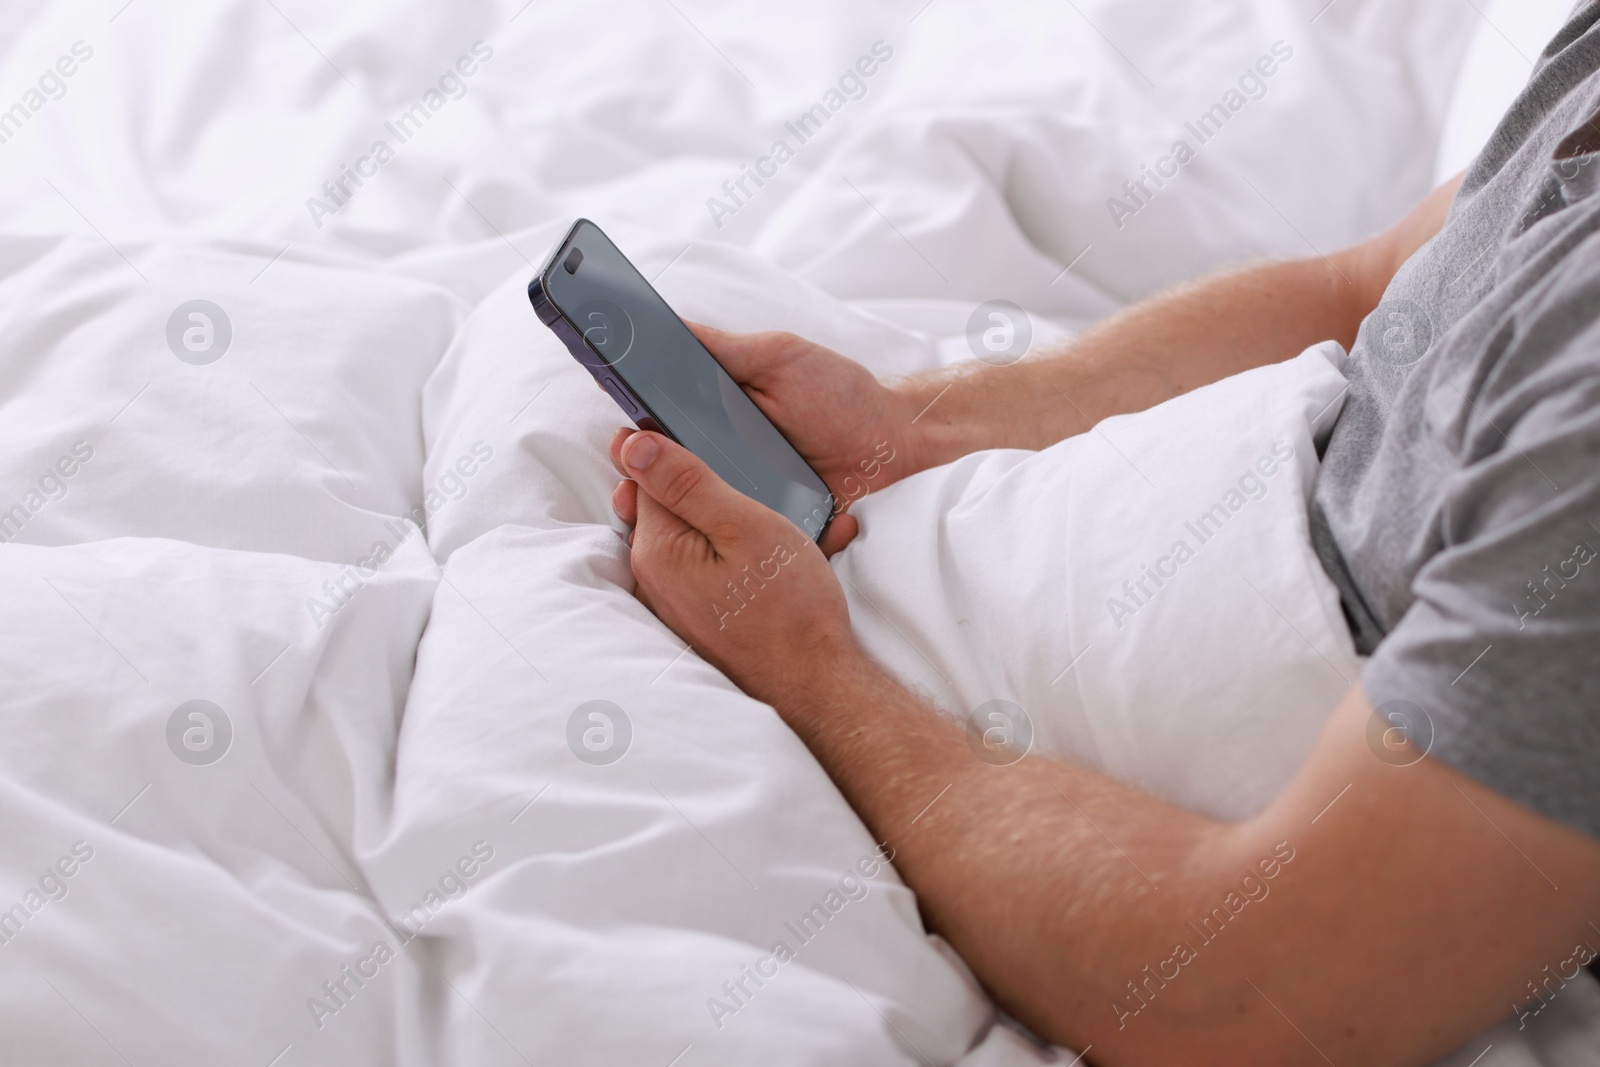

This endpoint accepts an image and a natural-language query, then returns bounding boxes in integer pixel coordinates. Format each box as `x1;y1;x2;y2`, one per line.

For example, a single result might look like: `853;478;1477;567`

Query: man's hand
686;323;924;502
612;429;855;707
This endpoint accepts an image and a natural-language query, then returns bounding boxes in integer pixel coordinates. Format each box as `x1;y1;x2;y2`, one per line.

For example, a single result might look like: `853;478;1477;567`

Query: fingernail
625;434;660;471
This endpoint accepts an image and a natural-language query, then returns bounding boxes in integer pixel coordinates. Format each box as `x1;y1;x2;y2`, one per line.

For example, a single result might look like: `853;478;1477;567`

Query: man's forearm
899;252;1373;471
780;648;1600;1067
895;173;1465;472
783;646;1261;1063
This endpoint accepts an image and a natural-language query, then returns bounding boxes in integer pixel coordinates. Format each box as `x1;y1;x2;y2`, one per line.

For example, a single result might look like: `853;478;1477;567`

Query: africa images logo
165;700;233;766
166;300;232;365
566;700;632;766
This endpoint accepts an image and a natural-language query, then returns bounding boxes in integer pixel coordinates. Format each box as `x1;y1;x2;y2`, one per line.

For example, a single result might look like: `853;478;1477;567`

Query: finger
620;431;749;540
608;426;636;476
611;478;638;526
818;511;859;559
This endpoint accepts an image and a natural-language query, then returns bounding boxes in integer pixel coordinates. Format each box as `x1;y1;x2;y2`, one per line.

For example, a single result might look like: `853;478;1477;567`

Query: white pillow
836;343;1361;821
0;237;463;562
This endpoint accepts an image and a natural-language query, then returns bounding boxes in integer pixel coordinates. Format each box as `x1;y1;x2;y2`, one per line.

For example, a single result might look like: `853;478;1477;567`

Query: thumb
620;431;749;538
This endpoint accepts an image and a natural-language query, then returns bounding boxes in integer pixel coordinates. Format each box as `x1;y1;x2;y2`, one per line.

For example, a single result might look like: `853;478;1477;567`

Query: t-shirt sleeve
1361;353;1600;840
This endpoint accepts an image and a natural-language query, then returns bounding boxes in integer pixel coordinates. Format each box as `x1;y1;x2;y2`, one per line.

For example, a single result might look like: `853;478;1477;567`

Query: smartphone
529;219;835;542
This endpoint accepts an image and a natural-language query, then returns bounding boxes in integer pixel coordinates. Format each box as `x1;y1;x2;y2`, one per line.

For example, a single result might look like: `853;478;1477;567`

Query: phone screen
544;221;835;539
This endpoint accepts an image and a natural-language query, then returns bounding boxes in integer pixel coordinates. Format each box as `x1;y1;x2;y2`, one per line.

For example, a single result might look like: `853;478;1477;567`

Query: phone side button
600;377;639;416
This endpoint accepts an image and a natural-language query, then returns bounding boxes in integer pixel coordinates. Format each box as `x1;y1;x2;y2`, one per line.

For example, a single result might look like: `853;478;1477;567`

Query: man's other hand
612;430;856;707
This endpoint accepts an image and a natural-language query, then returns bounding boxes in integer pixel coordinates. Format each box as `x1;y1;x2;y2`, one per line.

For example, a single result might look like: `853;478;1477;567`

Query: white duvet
2;1;1595;1065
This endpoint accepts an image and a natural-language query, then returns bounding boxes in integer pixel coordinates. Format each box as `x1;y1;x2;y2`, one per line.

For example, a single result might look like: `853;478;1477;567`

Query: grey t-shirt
1311;2;1600;839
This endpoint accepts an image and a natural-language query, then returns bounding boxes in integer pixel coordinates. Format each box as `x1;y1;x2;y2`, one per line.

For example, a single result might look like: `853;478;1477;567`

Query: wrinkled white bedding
2;1;1590;1064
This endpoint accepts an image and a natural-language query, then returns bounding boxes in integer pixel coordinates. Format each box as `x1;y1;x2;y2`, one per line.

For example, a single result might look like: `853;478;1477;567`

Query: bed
0;1;1593;1064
